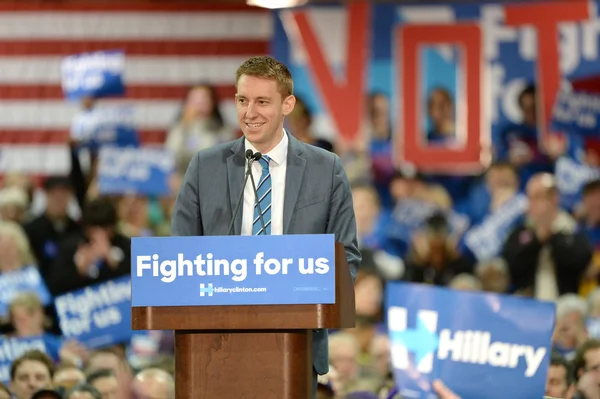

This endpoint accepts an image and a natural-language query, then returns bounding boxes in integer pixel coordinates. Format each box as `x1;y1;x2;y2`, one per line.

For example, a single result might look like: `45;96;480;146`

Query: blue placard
0;334;62;383
551;86;600;136
386;282;554;399
61;49;125;100
71;106;140;151
0;266;52;318
131;234;336;307
98;147;174;196
54;276;132;349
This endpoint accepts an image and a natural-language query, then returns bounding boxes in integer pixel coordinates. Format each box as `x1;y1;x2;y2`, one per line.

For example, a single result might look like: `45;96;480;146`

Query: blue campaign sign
386;282;554;399
61;49;125;100
0;266;52;318
551;86;600;136
131;234;336;307
71;106;140;151
98;147;174;196
0;334;62;384
54;276;133;349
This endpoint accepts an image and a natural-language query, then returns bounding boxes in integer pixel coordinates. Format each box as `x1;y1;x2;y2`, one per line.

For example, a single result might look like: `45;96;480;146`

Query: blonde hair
0;221;36;267
235;56;294;98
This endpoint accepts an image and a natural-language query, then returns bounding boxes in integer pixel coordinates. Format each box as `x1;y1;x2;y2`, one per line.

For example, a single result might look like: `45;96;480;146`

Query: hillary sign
131;234;336;307
386;282;555;399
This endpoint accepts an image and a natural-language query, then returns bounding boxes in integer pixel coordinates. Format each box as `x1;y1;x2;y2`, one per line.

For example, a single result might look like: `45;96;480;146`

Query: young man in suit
171;55;361;396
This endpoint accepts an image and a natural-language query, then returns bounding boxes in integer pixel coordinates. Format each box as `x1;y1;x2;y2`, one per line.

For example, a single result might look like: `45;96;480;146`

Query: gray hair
556;293;589;321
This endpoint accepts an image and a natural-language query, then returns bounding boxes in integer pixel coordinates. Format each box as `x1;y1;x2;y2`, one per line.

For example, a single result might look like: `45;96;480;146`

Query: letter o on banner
395;24;489;174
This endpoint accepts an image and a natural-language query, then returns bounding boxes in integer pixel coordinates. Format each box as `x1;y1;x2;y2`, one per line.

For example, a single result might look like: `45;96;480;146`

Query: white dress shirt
241;130;288;236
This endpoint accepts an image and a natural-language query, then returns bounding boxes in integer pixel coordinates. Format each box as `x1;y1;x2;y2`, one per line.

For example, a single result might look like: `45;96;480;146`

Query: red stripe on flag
0;40;269;56
0;129;167;144
0;85;237;100
0;2;265;12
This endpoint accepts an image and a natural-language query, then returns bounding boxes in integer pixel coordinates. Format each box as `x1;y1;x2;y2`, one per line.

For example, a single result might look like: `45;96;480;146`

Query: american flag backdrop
0;2;272;175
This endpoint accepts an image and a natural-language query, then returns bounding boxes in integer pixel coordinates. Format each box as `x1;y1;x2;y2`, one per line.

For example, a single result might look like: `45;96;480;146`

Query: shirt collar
244;129;289;166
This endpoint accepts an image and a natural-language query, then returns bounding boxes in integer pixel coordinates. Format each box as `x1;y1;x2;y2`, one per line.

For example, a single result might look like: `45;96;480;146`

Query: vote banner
131;234;336;307
0;266;52;318
386;282;554;399
98;147;175;196
551;85;600;136
54;276;132;349
61;49;125;100
0;334;62;383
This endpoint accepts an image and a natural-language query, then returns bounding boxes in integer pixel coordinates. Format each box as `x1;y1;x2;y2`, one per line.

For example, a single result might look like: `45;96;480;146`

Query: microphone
227;149;256;235
247;152;267;235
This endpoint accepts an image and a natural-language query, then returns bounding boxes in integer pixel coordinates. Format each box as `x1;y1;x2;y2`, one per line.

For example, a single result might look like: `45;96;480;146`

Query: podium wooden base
175;330;313;399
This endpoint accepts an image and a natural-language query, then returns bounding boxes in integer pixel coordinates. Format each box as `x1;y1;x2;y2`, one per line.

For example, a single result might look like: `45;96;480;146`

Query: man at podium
171;55;361;396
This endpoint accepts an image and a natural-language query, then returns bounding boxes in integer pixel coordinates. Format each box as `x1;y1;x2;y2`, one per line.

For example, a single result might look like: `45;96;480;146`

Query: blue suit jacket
170;132;361;374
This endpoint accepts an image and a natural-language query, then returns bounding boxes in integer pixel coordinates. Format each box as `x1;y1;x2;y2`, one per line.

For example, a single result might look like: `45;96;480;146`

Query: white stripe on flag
0;145;70;174
0;100;237;129
0;12;273;40
0;56;248;84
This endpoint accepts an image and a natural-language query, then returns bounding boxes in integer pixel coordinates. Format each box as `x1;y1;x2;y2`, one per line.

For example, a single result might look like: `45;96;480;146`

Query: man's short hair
86;369;116;385
583;179;600;197
235;56;294;98
81;197;117;228
64;383;102;399
10;349;54;381
572;339;600;381
550;352;573;385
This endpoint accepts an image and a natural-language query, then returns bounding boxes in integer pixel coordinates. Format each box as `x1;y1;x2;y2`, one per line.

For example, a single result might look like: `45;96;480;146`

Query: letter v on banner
396;24;486;172
288;2;370;141
504;3;589;145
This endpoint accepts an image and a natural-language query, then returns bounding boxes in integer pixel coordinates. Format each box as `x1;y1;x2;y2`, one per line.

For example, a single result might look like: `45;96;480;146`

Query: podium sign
131;234;336;307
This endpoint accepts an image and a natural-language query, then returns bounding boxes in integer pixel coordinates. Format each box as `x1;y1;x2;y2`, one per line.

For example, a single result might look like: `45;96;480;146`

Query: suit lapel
283;134;306;234
227;137;246;235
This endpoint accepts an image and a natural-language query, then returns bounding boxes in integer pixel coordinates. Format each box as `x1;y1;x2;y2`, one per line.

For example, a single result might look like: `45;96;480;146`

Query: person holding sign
171;55;361;396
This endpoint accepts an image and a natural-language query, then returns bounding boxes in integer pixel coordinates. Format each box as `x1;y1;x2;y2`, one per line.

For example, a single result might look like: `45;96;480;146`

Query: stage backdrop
272;0;600;172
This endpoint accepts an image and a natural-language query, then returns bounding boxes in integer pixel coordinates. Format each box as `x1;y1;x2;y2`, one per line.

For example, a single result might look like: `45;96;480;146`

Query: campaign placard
98;147;174;196
0;266;52;318
0;334;62;383
54;276;132;349
386;282;554;399
61;49;125;100
131;234;336;307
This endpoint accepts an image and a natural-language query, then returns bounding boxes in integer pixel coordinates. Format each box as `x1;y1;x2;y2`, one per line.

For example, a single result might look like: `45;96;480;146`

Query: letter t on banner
504;3;589;145
396;24;486;172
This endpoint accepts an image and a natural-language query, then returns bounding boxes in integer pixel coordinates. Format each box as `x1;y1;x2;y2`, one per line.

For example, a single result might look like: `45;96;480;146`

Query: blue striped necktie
252;155;271;235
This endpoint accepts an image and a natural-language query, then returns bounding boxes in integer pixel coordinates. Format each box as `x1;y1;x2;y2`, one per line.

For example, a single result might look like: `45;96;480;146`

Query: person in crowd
8;293;52;338
403;213;474;286
10;350;54;399
0;383;10;399
579;179;600;297
63;383;102;399
131;367;175;399
571;339;600;399
426;87;455;144
87;369;118;399
165;83;236;174
545;353;573;399
84;348;132;399
53;363;86;392
502;173;592;299
474;258;510;293
448;273;482;291
0;221;36;273
23;176;80;279
553;294;589;360
286;96;334;152
46;197;130;296
0;186;29;223
115;194;152;238
327;332;361;394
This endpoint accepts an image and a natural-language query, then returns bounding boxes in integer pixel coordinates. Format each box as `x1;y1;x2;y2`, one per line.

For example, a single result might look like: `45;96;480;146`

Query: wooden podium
131;242;355;399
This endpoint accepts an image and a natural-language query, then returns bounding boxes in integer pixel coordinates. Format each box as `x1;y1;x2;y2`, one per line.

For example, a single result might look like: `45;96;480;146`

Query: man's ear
282;95;296;117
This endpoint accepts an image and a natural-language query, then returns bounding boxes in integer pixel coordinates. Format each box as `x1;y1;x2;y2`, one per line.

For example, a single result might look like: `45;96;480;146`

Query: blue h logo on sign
388;307;439;373
200;283;214;297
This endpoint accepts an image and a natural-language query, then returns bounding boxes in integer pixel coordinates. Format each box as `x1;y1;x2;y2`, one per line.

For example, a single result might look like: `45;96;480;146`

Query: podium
131;240;355;399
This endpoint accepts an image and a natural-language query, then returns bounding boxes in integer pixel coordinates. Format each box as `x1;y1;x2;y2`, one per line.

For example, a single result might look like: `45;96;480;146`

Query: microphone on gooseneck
247;151;267;235
227;149;256;235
